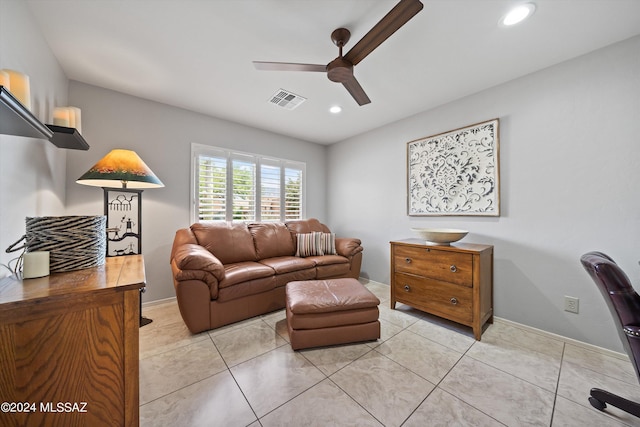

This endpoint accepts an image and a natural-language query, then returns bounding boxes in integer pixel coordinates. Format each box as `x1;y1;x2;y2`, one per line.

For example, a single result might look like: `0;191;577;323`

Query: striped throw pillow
296;232;324;257
321;232;336;255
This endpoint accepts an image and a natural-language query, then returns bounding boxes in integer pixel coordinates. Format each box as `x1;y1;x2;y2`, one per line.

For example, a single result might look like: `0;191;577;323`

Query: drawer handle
404;285;411;292
405;257;412;264
450;265;457;273
450;297;458;305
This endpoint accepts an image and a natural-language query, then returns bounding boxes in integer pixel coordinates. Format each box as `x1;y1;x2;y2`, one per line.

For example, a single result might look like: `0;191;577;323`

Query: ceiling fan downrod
327;28;353;83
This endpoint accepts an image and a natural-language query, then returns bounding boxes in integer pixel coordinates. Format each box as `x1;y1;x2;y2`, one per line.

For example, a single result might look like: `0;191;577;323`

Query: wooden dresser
390;239;493;340
0;255;145;427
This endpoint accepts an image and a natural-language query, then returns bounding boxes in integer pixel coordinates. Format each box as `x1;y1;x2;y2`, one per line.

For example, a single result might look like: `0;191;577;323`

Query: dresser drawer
394;273;472;324
393;245;473;287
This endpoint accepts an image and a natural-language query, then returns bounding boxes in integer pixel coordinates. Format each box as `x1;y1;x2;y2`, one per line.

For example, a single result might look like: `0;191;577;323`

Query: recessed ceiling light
329;105;342;114
501;3;536;27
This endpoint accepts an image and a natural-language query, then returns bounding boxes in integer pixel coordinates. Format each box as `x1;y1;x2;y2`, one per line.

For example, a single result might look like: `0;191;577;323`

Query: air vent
268;89;306;110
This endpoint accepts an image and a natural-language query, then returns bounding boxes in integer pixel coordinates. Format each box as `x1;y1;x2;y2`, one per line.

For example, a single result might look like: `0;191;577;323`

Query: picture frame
103;188;143;256
407;118;500;216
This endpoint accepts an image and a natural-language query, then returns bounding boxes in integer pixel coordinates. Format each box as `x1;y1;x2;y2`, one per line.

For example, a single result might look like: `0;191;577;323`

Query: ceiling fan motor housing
327;58;353;82
253;0;424;105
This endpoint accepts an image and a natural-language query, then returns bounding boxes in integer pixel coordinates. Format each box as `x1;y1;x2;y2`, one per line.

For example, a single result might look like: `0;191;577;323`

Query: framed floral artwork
407;118;500;216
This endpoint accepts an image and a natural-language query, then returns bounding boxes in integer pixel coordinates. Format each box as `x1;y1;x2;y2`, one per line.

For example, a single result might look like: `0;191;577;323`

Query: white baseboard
363;278;628;360
142;296;177;308
494;317;628;361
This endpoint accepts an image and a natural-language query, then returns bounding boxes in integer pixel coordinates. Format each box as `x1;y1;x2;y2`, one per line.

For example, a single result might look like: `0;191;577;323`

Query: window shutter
192;144;305;223
198;155;226;221
232;158;256;221
285;167;302;220
261;163;281;221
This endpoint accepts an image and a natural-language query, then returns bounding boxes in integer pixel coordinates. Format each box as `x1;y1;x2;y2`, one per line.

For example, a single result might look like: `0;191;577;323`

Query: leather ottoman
286;278;381;350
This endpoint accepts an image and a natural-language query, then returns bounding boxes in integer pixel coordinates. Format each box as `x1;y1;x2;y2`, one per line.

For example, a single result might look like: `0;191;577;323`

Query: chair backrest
580;251;640;383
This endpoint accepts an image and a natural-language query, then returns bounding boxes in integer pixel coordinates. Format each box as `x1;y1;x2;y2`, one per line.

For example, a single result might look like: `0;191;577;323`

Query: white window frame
191;143;306;223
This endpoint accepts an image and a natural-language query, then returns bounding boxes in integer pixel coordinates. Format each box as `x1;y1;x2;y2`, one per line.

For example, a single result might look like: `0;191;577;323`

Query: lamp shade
76;149;164;189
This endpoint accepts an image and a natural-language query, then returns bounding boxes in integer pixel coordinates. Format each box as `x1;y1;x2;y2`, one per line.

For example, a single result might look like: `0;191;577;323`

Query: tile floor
139;280;640;427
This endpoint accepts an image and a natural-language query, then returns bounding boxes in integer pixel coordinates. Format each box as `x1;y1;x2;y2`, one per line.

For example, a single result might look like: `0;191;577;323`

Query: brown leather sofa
170;218;363;333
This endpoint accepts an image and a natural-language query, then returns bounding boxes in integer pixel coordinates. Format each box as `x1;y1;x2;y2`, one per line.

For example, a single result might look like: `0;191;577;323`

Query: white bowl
411;228;468;245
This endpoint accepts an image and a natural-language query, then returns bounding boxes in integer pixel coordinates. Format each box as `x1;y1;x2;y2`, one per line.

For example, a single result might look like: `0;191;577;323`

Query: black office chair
580;251;640;418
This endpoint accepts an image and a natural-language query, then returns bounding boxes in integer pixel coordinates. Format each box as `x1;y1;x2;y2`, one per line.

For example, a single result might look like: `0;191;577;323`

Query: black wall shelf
46;124;89;150
0;85;53;140
0;85;90;150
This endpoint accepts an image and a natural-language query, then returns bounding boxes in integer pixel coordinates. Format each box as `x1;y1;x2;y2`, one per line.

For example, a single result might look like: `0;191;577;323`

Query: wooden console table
390;239;493;340
0;255;145;427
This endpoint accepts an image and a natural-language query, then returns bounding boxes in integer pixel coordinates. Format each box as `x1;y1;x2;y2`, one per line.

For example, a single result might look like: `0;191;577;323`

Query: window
192;144;305;222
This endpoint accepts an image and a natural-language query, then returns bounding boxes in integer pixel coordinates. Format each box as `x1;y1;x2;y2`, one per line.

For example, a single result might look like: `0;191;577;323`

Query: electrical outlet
564;296;579;314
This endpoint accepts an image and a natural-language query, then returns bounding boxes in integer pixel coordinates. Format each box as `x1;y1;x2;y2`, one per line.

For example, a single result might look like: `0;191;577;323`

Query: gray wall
327;35;640;352
0;0;68;277
64;82;327;303
4;0;639;353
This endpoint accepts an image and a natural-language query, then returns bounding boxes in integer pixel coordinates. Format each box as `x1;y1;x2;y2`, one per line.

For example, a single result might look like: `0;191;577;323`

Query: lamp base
139;287;152;327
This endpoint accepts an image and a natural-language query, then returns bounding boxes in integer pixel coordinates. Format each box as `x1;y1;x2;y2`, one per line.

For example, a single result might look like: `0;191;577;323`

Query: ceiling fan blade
253;61;326;72
342;75;371;106
344;0;423;66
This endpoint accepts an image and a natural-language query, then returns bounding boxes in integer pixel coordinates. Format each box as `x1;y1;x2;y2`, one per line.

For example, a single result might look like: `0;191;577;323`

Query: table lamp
77;149;164;326
76;148;164;189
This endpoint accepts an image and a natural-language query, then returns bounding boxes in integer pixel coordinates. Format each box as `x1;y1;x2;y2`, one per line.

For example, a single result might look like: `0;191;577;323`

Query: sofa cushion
219;261;274;288
296;231;324;257
308;255;351;279
274;269;317;288
309;254;349;266
191;222;257;264
259;256;316;274
217;276;276;302
249;222;295;259
316;263;351;279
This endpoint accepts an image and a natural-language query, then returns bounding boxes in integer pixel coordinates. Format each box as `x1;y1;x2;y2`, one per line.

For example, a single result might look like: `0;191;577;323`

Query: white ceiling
26;0;640;145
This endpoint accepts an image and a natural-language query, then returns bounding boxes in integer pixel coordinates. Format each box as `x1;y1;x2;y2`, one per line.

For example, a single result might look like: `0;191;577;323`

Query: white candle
53;107;70;127
23;251;50;279
0;70;10;90
67;107;76;128
2;69;31;110
69;107;82;133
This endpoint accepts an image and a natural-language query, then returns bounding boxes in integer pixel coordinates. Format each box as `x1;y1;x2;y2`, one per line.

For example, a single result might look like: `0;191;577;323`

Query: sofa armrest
335;237;363;258
172;243;225;289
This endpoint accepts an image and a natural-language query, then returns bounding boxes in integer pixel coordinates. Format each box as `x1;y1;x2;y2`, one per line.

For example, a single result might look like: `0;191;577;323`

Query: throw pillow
321;232;336;255
296;232;324;257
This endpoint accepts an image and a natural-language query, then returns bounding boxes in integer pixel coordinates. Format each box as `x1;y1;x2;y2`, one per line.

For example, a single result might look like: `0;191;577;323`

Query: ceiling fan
253;0;424;106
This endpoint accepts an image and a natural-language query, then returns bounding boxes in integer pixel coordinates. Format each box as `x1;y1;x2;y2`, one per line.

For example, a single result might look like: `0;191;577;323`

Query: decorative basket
25;216;106;272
